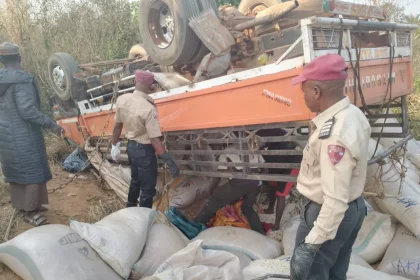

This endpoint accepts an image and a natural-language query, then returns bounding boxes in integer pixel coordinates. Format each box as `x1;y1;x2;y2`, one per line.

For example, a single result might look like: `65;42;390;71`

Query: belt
303;196;363;207
128;140;152;147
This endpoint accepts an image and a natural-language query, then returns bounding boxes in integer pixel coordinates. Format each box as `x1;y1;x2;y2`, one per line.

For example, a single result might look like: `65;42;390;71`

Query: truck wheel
238;0;282;15
189;0;220;64
48;53;79;101
128;44;148;59
139;0;202;66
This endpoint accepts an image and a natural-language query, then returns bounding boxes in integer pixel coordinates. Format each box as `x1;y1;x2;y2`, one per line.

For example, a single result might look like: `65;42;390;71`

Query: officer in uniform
111;70;179;208
289;54;371;280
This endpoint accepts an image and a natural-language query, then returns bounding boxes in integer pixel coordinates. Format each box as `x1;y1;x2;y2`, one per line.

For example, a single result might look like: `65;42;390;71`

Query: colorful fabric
209;200;251;230
268;169;300;197
165;207;206;240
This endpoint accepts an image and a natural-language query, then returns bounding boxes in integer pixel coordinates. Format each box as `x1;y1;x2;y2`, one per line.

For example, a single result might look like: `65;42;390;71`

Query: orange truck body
58;56;413;146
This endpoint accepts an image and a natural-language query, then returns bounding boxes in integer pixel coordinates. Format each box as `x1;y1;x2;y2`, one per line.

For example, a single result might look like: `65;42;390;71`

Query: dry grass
408;90;420;140
79;192;125;224
44;134;73;164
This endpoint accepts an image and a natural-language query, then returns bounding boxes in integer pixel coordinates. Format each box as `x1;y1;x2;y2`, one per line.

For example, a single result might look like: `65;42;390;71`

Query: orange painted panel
155;57;413;132
61;57;413;144
82;111;117;138
156;68;313;132
344;57;413;106
57;117;86;147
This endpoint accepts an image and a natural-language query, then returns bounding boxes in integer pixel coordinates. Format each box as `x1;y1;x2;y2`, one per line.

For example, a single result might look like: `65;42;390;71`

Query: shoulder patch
318;117;335;139
328;145;345;165
153;110;159;121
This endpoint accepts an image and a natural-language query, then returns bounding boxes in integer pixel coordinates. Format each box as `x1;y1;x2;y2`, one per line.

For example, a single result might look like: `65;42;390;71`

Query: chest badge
328;145;345;165
318;117;335;139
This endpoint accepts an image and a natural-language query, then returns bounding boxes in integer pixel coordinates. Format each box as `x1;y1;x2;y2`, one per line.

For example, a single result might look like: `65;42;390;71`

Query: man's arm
305;136;357;245
150;137;166;156
14;83;62;133
112;123;123;145
146;109;179;177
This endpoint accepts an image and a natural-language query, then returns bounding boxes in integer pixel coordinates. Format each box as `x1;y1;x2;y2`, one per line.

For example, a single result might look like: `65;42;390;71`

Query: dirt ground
0;165;124;280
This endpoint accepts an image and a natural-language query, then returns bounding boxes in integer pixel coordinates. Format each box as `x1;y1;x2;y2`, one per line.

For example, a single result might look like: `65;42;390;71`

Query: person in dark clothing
194;144;266;234
111;70;179;208
0;42;64;226
258;128;303;231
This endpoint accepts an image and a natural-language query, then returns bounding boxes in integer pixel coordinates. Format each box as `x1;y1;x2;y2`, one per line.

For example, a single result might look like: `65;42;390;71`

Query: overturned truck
48;0;418;202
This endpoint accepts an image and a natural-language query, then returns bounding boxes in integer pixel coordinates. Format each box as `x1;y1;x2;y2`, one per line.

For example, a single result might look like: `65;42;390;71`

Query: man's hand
161;152;180;177
290;242;321;280
53;125;65;136
111;142;121;162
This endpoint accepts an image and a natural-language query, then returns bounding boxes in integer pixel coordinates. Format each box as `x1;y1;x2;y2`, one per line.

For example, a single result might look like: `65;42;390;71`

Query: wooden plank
166;135;309;145
165;160;302;169
324;1;386;20
370;123;402;128
371;133;408;138
79;58;135;68
180;170;298;182
170;149;303;156
164;121;310;136
366;114;401;119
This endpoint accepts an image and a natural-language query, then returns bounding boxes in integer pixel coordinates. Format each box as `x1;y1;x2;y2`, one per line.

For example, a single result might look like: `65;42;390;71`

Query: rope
337;18;344;55
48;79;121;194
245;130;262;151
369;143;408;199
371;43;395;158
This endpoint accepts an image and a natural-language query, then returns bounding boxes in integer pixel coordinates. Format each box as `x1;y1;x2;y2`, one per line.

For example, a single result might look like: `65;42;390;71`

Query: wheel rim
52;65;66;91
249;3;269;16
148;0;175;49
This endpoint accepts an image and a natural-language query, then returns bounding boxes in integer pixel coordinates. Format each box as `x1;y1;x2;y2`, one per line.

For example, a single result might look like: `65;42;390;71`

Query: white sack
282;216;300;256
350;254;372;269
409;154;420;171
193;226;282;260
244;261;406;280
0;225;121;280
405;161;420;185
169;176;215;208
230;251;252;270
347;264;410;280
70;207;157;278
146;240;243;280
131;223;187;279
367;138;388;181
371;118;420;158
243;256;291;280
352;211;396;264
367;138;420;186
379;225;420;280
371;195;420;238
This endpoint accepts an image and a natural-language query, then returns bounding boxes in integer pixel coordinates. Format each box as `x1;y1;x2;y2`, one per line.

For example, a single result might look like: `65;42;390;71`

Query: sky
347;0;420;16
405;1;420;16
1;0;420;17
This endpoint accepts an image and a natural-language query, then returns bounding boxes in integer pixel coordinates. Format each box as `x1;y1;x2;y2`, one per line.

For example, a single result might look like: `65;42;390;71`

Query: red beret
135;70;154;85
291;54;348;85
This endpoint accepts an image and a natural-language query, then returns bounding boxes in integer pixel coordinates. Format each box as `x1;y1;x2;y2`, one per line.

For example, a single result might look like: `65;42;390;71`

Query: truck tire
48;53;79;101
128;44;148;59
238;0;283;15
189;0;220;64
139;0;202;66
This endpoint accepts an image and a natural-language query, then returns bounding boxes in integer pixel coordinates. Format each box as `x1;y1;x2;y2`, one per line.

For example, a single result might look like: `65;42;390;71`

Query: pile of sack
0;207;283;280
2;118;420;280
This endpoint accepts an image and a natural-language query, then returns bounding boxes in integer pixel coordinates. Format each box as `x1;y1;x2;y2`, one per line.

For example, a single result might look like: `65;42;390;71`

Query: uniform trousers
195;179;265;234
127;141;157;208
294;196;366;280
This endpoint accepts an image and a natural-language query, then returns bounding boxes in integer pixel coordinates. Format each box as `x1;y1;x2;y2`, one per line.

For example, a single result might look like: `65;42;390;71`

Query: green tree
218;0;240;7
406;14;420;39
